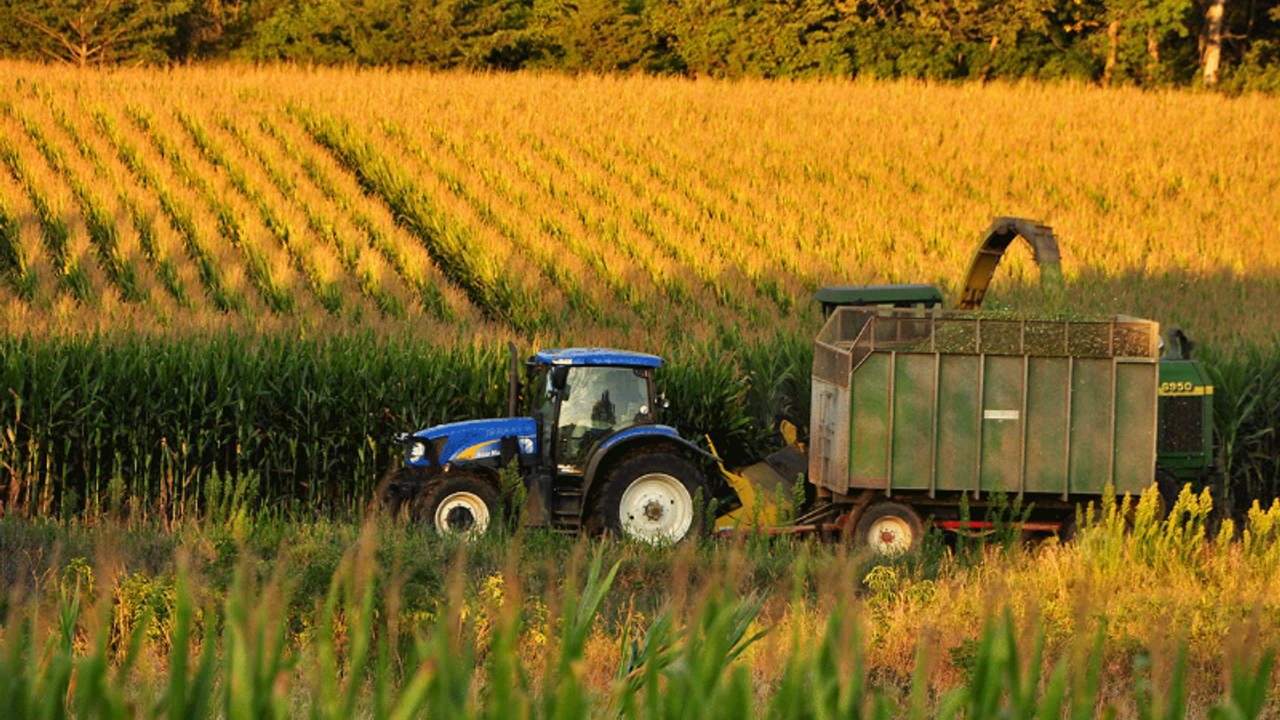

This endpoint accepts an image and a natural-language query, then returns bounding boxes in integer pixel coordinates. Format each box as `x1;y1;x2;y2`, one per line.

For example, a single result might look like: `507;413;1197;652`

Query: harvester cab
383;346;720;544
814;284;945;316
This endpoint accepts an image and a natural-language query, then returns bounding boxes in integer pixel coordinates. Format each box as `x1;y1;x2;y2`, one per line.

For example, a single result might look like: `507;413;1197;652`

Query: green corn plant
763;605;892;720
291;105;542;332
156;110;291;315
0;133;87;302
180;111;345;316
1205;344;1280;513
929;614;1084;720
93;107;239;312
10;106;142;303
381;120;600;322
0;182;35;300
1132;640;1189;720
57;99;185;306
540;547;620;720
1209;650;1276;720
262;111;453;321
648;591;767;720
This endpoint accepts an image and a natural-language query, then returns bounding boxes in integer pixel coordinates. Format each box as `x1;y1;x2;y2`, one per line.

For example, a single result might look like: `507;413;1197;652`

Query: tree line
0;0;1278;89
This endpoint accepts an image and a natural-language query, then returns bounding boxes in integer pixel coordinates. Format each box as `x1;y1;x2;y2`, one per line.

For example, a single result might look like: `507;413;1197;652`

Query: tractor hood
411;417;537;465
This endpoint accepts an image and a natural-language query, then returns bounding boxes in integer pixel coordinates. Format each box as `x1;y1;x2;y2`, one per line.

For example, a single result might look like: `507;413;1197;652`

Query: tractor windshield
556;366;653;471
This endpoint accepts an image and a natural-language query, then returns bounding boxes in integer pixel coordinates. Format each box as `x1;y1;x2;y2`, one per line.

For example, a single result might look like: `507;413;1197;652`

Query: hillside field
0;63;1277;352
1;63;1279;519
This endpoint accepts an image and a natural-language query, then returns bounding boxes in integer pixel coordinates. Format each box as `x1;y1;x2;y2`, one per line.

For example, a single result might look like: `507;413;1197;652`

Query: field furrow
256;110;473;324
215;111;393;320
0;110;101;305
292;106;542;330
7;96;156;307
380;118;621;328
0;158;44;302
92;103;246;313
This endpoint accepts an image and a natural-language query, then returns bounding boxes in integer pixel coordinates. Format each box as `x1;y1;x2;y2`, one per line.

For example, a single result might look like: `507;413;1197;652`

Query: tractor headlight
407;440;426;463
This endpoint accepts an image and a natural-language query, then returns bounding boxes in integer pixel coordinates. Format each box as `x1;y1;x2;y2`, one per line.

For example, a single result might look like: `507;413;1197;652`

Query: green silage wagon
803;307;1168;553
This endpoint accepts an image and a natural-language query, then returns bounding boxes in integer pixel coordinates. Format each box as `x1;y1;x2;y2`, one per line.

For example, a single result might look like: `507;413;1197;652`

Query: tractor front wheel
854;501;924;556
597;453;707;544
411;473;500;536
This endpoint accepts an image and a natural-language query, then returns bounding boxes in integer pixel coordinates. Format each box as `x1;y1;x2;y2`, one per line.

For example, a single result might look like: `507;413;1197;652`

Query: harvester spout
958;217;1063;310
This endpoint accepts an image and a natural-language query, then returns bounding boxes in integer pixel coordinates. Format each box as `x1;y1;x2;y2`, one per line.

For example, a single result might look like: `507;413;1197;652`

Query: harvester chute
957;217;1063;310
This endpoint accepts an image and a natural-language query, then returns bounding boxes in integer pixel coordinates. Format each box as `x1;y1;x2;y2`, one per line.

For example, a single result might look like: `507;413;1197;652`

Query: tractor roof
534;348;663;368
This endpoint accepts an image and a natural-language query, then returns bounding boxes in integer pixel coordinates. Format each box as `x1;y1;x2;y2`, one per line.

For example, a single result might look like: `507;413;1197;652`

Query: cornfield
0;62;1278;516
0;63;1276;350
0;332;812;519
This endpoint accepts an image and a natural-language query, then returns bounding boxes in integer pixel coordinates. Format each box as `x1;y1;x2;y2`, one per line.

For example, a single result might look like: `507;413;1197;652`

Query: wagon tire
595;452;707;545
410;472;500;536
854;501;924;556
374;474;402;518
1056;513;1078;543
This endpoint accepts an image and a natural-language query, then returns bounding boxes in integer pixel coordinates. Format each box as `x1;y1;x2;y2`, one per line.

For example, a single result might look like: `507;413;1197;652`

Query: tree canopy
0;0;1277;89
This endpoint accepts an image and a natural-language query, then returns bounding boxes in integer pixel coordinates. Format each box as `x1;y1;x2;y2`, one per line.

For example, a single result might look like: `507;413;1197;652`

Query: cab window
557;366;652;469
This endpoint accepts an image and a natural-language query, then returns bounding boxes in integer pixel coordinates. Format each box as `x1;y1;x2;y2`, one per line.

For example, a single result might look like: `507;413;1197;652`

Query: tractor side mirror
550;365;569;391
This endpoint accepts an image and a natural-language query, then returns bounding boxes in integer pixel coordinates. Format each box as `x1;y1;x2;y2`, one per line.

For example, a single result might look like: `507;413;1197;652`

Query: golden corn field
0;62;1277;353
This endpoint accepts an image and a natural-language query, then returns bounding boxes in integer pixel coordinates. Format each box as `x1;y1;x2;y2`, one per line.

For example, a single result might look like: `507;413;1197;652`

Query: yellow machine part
710;422;802;532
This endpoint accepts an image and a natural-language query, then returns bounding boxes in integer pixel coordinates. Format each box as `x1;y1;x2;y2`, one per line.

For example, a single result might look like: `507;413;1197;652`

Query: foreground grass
4;489;1280;718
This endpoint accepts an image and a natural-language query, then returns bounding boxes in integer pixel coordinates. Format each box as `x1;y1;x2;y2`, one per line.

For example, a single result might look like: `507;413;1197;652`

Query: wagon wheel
854;501;924;556
1155;466;1184;520
372;466;422;522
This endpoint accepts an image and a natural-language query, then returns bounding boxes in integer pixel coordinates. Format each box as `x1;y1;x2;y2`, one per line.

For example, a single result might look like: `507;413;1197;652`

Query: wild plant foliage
2;516;1279;720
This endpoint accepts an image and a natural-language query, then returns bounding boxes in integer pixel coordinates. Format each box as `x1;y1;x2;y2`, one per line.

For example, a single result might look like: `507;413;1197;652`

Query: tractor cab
524;348;664;477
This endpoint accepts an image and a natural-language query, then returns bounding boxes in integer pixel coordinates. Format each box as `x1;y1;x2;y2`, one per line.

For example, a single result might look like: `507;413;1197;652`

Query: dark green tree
0;0;191;65
239;0;536;68
526;0;655;72
647;0;856;77
169;0;256;61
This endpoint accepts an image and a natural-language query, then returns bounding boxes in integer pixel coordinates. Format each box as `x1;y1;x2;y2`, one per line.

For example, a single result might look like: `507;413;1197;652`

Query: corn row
294;105;547;333
92;106;242;312
379;119;608;325
130;106;291;315
261;110;469;323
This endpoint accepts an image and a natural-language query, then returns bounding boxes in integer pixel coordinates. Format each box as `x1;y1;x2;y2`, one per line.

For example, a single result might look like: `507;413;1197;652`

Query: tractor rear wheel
596;452;707;544
411;472;500;536
854;501;924;556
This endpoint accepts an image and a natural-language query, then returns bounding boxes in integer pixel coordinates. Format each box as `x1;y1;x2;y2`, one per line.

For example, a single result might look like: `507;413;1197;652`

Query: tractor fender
581;426;720;507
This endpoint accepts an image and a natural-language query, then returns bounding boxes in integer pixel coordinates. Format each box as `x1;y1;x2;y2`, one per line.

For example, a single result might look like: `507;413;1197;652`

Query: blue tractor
381;346;719;543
